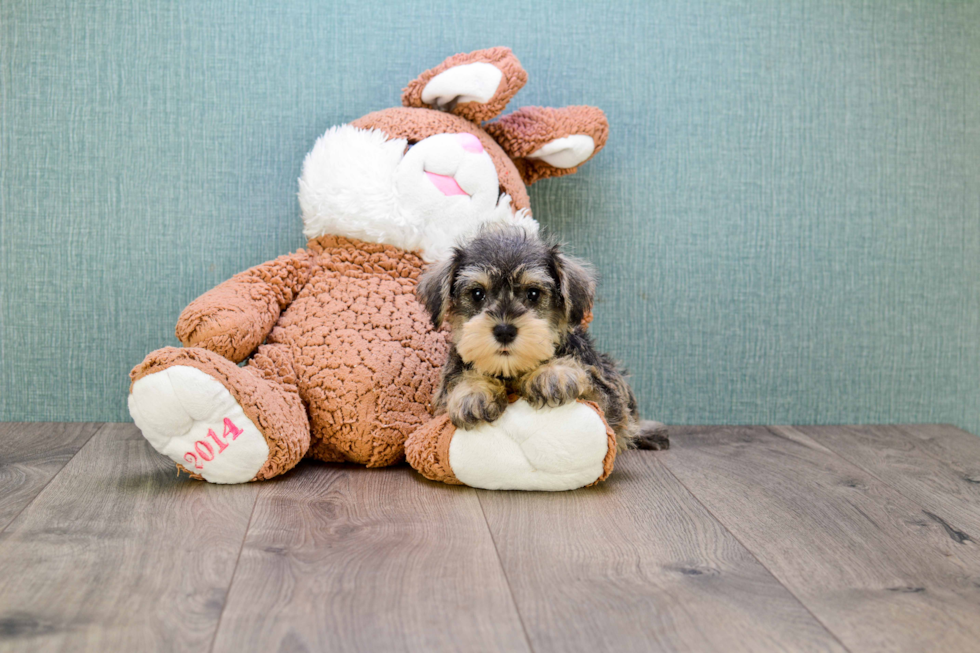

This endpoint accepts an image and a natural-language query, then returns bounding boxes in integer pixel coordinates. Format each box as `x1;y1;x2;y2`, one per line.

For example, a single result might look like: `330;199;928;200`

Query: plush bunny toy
128;48;618;490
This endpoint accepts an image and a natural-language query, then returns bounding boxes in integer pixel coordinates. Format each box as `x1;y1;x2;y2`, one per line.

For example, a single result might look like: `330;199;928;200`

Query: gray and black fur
416;225;668;451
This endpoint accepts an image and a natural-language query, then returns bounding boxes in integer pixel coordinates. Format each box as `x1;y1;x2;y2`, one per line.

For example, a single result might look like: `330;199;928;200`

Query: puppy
416;225;668;451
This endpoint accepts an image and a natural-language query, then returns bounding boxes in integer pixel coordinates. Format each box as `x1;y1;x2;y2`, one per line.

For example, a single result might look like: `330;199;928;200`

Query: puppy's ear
416;252;462;328
549;246;597;327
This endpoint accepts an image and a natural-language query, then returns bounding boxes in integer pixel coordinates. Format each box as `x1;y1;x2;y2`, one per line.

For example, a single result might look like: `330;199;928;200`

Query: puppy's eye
526;288;541;303
470;288;486;303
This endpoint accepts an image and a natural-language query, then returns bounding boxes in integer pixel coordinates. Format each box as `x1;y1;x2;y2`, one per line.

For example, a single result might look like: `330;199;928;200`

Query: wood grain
895;424;980;474
211;463;530;653
661;425;980;652
0;422;102;532
791;424;980;541
0;423;258;652
5;422;979;652
478;452;847;653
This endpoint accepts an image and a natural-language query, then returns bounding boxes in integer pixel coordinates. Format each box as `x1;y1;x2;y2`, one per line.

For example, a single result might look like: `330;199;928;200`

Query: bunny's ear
402;47;527;123
485;106;609;185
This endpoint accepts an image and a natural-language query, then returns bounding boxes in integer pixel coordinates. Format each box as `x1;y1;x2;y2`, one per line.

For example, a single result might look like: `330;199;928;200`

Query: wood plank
0;422;102;532
661;425;980;652
478;452;847;653
211;463;530;653
895;424;980;475
0;423;259;652
791;424;980;541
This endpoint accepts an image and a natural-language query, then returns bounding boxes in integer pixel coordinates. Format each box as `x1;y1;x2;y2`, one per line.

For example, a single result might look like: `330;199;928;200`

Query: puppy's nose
493;323;518;345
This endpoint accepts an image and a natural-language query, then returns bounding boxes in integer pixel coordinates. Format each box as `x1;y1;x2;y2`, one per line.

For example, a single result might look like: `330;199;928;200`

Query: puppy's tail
634;420;669;450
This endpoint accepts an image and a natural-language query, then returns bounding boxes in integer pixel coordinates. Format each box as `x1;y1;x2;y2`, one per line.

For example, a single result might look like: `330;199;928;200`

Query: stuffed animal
128;47;621;490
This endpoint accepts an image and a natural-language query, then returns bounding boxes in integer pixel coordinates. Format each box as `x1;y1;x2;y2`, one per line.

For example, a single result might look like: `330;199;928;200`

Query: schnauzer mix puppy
417;226;668;451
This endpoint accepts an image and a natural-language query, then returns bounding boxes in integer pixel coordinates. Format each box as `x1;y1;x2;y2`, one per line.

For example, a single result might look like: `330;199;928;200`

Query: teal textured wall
2;1;979;434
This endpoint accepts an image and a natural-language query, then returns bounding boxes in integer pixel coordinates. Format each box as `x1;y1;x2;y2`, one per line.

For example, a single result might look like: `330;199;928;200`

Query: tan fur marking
456;312;555;378
456;269;490;290
516;267;551;288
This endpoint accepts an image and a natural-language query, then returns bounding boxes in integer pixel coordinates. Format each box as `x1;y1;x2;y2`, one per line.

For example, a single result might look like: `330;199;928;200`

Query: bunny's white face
396;132;533;257
399;132;497;204
298;47;607;261
299;125;536;261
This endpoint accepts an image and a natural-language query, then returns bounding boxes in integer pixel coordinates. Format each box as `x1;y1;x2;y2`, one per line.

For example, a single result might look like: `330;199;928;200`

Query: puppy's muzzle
492;323;518;345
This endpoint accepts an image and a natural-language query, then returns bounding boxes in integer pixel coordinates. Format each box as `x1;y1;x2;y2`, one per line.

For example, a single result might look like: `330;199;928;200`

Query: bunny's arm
175;250;314;362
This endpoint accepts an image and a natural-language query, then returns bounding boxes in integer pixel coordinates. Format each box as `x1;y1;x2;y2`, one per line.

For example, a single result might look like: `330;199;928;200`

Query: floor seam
892;424;976;471
771;425;980;543
476;491;536;653
0;422;106;538
655;450;855;653
208;484;261;653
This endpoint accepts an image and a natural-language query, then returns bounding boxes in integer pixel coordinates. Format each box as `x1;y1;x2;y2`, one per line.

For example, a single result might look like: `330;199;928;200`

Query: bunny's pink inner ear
485;106;609;185
402;47;528;123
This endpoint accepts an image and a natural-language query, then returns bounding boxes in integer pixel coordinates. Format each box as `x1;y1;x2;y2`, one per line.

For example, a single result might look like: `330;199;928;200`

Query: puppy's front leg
520;357;590;408
446;371;508;430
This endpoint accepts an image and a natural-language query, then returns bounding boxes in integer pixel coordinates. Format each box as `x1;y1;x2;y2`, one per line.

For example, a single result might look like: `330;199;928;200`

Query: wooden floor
1;423;979;652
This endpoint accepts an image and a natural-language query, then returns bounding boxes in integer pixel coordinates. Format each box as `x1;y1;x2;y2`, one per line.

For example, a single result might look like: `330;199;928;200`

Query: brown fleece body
133;235;448;469
176;250;314;362
273;236;447;466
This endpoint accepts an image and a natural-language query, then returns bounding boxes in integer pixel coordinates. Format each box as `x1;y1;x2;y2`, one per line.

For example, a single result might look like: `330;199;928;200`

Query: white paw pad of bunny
128;366;269;484
448;399;609;491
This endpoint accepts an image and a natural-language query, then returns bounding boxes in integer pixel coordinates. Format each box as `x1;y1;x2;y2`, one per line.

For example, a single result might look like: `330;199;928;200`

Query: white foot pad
128;366;270;484
448;399;609;491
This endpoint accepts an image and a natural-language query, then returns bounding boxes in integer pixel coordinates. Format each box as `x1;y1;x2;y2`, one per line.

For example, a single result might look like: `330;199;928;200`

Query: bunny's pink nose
457;133;484;153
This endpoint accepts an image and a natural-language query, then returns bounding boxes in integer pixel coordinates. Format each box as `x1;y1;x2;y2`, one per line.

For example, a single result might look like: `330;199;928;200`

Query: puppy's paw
447;378;508;430
521;359;590;408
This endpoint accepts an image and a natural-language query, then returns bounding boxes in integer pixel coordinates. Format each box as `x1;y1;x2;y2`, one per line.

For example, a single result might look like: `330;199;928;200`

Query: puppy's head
417;226;596;377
